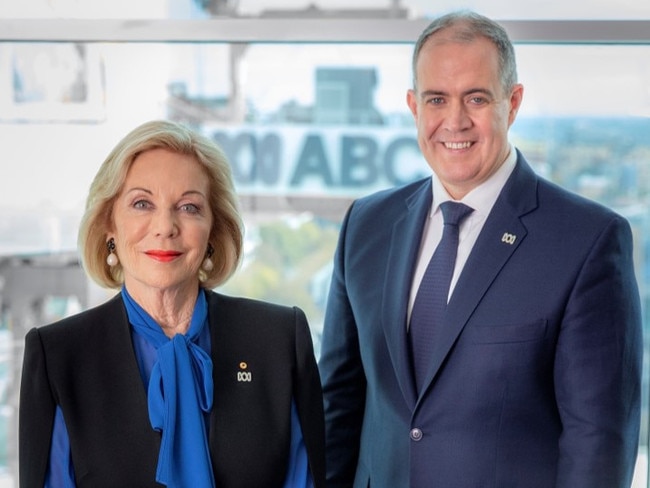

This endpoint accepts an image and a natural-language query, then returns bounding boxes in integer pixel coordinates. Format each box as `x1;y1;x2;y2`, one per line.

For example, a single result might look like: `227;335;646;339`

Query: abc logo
501;232;516;245
237;371;252;382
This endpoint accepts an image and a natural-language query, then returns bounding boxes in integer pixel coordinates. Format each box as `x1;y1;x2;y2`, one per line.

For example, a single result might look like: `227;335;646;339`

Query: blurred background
0;0;649;486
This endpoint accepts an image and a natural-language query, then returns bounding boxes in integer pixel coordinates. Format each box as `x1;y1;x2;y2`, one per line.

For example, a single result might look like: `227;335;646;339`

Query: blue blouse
45;319;312;488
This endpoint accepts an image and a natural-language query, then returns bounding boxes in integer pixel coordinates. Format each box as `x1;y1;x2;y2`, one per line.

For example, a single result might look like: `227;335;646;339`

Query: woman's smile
145;249;183;262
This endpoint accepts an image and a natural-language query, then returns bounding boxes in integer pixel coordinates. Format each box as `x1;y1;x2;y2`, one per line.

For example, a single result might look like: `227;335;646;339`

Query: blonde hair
78;120;243;289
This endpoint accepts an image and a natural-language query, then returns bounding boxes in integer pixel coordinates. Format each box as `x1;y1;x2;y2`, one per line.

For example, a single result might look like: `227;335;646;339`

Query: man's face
407;35;523;199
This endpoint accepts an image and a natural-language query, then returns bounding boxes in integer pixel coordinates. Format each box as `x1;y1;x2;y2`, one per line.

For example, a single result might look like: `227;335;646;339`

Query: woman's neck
125;282;200;338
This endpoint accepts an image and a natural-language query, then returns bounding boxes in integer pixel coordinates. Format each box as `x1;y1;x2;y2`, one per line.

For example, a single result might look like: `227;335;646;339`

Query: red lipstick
145;250;182;262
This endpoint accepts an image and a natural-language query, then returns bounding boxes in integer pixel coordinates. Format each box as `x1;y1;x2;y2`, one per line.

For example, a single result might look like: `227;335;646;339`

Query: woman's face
109;148;213;296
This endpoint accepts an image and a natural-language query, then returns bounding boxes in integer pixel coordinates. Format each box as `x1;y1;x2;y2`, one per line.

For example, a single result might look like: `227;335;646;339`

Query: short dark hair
412;10;518;94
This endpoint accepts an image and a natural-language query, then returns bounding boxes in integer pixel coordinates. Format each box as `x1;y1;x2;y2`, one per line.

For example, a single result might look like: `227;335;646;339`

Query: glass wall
0;2;649;487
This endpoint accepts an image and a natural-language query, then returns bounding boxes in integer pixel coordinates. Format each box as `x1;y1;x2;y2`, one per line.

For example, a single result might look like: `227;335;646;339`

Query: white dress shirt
407;145;518;325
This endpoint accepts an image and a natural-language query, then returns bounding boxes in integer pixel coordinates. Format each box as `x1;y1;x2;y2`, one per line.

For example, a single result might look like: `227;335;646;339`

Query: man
318;10;642;488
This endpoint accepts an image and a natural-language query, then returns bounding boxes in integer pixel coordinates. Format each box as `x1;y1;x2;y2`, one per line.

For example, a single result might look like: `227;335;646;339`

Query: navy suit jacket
20;291;325;488
319;152;642;488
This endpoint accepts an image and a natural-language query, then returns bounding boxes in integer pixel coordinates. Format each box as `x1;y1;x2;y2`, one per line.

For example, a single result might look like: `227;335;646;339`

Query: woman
19;120;325;488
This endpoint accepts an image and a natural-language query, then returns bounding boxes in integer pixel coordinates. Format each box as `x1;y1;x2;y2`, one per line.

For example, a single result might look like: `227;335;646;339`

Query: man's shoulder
513;152;623;223
352;177;430;213
537;176;622;221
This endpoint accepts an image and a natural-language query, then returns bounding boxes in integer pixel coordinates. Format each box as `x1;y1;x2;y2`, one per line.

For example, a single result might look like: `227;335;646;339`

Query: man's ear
507;83;524;126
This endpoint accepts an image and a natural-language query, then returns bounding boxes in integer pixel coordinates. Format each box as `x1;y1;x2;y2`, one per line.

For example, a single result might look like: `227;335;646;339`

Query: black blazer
19;291;325;488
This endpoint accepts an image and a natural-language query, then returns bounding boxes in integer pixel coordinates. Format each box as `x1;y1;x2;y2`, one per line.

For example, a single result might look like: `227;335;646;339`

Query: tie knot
440;201;474;226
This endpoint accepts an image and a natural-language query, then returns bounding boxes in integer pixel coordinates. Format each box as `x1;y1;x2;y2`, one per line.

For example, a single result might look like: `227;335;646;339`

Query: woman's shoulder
205;290;309;344
206;290;302;319
31;293;125;341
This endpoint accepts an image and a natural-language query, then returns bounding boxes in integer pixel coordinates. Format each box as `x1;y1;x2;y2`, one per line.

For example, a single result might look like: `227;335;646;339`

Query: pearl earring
202;243;214;272
106;238;119;267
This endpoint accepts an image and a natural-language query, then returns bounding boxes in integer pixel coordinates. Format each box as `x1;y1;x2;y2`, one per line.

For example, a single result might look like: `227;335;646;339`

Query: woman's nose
153;210;178;237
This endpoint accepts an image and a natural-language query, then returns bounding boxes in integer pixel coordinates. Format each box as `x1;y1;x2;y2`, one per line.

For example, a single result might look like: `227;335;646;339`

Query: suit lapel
382;179;432;409
103;295;151;404
416;154;539;402
97;295;159;449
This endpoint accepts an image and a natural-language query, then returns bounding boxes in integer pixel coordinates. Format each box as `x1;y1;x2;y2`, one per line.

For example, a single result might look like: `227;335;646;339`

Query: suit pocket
465;319;547;344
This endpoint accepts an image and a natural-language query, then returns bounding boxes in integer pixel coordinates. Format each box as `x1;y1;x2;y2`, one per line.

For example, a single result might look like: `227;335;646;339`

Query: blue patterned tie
409;201;474;392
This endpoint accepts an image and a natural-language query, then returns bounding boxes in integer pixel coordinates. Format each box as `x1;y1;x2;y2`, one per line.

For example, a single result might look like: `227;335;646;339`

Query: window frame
1;15;648;488
0;18;649;44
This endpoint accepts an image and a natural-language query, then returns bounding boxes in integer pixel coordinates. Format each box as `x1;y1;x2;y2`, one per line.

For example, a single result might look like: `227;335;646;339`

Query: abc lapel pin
501;232;517;245
237;361;252;382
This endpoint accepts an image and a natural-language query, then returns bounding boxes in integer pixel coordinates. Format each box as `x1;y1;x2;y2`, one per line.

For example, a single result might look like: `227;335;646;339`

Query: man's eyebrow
462;88;495;98
418;88;495;98
418;89;447;98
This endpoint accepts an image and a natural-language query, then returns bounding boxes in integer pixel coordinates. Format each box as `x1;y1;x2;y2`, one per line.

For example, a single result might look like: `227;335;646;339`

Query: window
1;3;649;486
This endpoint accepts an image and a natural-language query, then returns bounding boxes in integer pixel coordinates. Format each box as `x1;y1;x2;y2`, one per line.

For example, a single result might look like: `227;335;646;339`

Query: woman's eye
181;203;200;214
133;200;151;209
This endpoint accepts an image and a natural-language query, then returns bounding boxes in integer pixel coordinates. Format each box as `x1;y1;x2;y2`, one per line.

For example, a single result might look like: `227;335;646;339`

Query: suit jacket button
410;428;423;441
